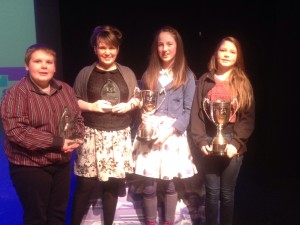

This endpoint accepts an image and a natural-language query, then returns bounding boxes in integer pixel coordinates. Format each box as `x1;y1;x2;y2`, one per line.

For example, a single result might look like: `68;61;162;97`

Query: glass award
100;79;120;106
59;107;84;144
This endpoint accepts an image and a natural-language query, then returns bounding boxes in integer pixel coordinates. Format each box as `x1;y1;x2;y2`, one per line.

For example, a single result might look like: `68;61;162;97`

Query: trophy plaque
203;98;238;156
101;79;120;106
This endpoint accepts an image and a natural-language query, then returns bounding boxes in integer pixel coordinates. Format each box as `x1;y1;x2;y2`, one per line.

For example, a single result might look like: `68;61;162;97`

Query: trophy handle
133;87;143;108
229;98;239;121
202;98;212;122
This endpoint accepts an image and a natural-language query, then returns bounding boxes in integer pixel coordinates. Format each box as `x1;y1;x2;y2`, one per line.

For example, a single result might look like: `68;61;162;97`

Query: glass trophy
59;107;84;144
100;79;120;106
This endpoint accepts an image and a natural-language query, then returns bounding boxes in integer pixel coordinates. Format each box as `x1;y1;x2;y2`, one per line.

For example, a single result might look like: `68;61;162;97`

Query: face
216;40;237;70
94;41;119;69
157;31;177;68
25;50;56;87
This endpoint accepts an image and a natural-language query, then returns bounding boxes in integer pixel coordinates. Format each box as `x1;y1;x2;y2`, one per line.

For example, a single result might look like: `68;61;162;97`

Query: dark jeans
9;162;71;225
203;155;243;225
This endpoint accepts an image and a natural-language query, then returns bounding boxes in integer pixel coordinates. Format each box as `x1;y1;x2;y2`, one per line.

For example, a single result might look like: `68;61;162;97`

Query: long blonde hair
208;36;254;111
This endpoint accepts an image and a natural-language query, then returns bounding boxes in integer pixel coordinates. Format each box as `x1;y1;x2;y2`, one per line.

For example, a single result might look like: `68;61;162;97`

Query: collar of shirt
159;69;173;87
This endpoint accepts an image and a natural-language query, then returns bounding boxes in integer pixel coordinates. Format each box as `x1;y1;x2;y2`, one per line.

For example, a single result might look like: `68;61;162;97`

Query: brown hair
142;26;190;90
208;36;254;111
90;25;122;49
24;44;56;66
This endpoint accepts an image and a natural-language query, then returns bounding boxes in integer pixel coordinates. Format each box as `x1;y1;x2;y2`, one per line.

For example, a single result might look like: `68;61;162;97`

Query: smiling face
157;31;177;69
216;40;237;71
94;41;119;70
25;50;56;88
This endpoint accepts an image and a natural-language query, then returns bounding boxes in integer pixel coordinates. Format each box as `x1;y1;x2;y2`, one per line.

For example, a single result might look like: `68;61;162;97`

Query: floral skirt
74;126;134;181
133;117;198;180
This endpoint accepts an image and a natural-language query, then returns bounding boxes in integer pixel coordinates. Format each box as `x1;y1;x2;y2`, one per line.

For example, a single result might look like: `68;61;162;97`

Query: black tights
70;176;120;225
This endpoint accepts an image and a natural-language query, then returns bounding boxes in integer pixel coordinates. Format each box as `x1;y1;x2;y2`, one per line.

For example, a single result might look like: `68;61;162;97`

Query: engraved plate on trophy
100;79;120;106
203;98;238;156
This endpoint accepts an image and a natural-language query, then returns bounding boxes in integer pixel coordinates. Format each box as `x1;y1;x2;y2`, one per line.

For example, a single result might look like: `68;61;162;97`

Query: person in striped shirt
0;44;84;225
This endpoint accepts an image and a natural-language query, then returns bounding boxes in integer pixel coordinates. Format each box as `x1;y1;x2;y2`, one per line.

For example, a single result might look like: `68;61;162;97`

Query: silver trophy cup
203;98;238;156
135;89;165;142
136;90;159;142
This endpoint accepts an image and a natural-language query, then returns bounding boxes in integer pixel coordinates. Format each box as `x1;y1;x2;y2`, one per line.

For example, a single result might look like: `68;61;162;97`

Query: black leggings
70;176;121;225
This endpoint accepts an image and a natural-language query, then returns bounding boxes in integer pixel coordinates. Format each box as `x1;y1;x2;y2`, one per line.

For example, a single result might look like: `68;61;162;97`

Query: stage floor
1;129;299;225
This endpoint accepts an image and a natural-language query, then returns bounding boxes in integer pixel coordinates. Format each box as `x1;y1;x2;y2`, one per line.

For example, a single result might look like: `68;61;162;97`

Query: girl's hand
97;100;112;112
142;113;157;124
201;145;212;155
111;102;132;113
226;144;238;158
153;127;174;146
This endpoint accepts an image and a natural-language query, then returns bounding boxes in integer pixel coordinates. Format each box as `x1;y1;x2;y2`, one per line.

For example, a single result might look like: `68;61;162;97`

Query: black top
83;67;134;130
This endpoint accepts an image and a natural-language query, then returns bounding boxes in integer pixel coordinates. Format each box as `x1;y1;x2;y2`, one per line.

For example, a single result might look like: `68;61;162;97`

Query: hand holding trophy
59;107;84;145
203;98;238;156
134;88;166;142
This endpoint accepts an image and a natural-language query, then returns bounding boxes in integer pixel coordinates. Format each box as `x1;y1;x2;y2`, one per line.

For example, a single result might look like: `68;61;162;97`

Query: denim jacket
153;69;196;134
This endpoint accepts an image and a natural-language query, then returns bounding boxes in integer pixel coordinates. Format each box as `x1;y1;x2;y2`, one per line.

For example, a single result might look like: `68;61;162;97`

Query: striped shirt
0;75;84;166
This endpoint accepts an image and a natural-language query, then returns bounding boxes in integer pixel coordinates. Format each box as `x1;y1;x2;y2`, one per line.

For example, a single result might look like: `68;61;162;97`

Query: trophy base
209;151;227;156
136;136;157;143
209;143;227;156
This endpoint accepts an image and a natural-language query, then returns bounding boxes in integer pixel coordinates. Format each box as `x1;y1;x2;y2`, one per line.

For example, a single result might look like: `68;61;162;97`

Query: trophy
59;107;84;145
203;98;238;156
135;89;165;142
100;79;120;110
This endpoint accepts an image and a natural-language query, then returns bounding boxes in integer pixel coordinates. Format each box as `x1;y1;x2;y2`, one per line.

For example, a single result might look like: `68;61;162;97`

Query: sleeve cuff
52;136;64;151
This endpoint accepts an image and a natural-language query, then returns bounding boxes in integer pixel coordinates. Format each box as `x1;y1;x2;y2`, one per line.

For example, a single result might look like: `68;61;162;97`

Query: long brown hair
142;26;190;90
208;36;254;111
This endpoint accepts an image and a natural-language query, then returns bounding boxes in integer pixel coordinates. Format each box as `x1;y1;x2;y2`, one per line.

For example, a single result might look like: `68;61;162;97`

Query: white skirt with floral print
74;126;134;181
133;116;198;180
